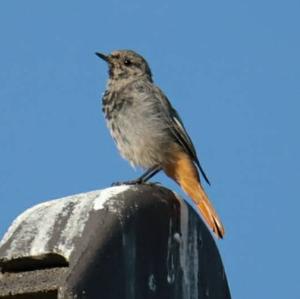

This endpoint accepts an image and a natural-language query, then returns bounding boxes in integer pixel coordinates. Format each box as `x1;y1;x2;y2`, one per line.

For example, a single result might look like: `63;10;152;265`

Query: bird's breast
102;88;173;168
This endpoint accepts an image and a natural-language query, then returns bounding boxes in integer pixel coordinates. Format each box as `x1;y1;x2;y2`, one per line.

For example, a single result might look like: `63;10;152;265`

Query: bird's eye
124;58;132;66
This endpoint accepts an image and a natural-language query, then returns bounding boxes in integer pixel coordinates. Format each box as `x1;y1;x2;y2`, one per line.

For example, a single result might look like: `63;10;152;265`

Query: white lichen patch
166;218;176;285
148;274;157;292
93;185;131;210
0;186;132;262
30;197;78;257
56;192;100;257
0;199;58;247
173;232;181;243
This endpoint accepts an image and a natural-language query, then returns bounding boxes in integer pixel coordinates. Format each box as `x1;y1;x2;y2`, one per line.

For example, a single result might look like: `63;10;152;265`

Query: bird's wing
153;85;211;185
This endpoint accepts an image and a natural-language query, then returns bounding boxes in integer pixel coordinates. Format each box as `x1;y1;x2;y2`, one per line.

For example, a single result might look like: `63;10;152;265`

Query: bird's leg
139;166;161;182
111;166;161;186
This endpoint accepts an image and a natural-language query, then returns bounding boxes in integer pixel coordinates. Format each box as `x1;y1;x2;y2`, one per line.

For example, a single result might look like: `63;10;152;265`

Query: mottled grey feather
100;49;210;184
152;85;211;185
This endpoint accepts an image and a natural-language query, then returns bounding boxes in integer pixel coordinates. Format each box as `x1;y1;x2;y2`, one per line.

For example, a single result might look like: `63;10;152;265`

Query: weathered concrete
0;185;131;272
0;185;231;299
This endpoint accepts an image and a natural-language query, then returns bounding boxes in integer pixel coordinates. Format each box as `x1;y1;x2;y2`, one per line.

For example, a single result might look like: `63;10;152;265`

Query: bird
96;49;225;238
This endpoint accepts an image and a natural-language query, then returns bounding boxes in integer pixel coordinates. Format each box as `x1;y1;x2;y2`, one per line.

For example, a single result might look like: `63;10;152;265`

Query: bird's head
96;50;152;82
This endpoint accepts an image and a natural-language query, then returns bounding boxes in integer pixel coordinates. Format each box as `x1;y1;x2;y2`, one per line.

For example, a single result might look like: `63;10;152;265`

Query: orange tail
163;150;225;238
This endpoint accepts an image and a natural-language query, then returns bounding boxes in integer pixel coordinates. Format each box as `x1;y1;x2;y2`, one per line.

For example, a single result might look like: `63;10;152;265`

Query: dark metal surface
0;185;231;299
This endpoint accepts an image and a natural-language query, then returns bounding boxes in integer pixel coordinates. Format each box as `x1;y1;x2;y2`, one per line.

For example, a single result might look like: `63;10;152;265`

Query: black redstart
96;50;225;238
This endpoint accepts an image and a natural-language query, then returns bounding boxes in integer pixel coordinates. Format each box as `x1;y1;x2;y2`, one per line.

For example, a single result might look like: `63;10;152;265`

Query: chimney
0;185;231;299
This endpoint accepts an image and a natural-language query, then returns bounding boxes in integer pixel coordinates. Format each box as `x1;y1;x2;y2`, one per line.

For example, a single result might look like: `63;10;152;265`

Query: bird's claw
111;180;161;187
111;179;142;186
144;181;161;187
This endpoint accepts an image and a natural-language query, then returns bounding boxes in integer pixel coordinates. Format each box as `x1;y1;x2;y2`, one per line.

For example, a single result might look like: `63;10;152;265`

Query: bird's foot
111;179;143;186
144;181;161;187
111;180;161;187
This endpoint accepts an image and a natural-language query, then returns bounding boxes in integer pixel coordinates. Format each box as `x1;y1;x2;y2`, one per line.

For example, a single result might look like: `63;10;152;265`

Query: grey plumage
98;50;209;184
96;50;226;238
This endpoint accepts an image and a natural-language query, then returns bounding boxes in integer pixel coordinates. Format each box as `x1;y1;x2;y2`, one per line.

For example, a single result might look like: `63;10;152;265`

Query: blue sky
0;1;299;298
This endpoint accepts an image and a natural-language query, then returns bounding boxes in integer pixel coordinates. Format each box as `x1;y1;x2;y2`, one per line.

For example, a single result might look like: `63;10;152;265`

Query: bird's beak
95;52;110;62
